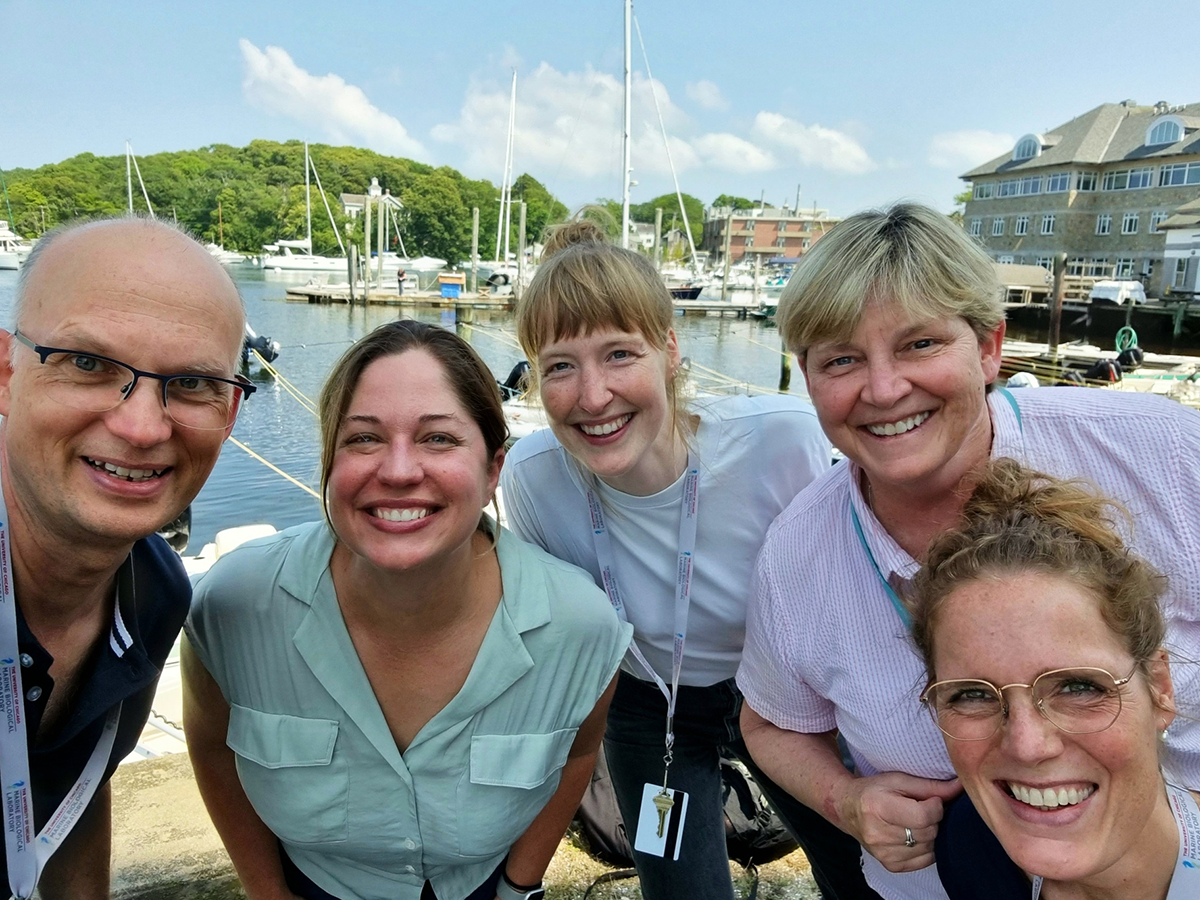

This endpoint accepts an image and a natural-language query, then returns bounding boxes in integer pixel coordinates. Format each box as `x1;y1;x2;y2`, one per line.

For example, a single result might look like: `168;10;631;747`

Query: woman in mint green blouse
183;320;631;900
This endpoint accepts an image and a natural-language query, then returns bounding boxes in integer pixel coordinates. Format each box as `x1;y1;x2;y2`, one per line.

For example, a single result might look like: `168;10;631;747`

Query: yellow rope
461;320;526;353
253;350;318;415
229;437;320;499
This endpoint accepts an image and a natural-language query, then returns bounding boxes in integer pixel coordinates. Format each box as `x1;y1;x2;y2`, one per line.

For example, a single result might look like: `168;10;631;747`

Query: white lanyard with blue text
851;388;1024;630
1031;785;1200;899
0;482;121;899
586;453;700;771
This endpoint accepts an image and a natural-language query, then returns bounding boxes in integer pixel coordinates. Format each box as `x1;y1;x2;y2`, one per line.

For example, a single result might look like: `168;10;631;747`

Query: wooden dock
284;285;764;317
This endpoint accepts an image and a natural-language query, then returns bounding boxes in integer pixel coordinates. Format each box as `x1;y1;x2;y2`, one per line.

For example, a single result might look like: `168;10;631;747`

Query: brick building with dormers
961;100;1200;297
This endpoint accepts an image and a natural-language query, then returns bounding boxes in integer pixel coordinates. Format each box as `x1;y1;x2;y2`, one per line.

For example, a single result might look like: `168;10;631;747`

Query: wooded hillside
1;141;568;263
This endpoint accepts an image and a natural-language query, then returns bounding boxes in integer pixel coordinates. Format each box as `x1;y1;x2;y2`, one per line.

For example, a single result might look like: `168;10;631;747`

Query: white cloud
928;130;1014;170
752;112;876;175
239;39;426;159
433;62;698;181
692;133;776;172
686;80;728;111
434;63;783;182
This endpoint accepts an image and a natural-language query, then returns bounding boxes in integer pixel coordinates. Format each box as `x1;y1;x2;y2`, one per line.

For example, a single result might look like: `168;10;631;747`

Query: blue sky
4;0;1196;219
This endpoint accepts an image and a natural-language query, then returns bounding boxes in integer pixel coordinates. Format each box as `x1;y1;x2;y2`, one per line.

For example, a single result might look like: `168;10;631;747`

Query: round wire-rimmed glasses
13;331;255;431
920;663;1140;742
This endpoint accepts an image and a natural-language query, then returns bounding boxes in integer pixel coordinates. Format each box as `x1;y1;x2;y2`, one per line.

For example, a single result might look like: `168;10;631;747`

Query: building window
1040;214;1056;235
992;217;1005;236
997;179;1020;197
1103;167;1153;191
1159;162;1200;187
973;182;994;200
1076;172;1098;192
1035;256;1054;270
801;238;811;250
968;218;982;237
1148;117;1183;146
1129;167;1153;189
1045;172;1070;193
1115;257;1136;278
1150;211;1168;233
1068;257;1087;276
744;236;754;247
1019;176;1042;195
1121;213;1139;234
1014;215;1029;236
1089;257;1109;278
1176;258;1189;289
1096;214;1112;235
1013;135;1041;160
997;254;1015;264
777;221;788;232
775;236;787;248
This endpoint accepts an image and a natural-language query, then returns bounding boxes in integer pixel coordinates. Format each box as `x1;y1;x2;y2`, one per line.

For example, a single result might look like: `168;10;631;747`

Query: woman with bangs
500;221;875;900
735;202;1200;899
911;459;1195;900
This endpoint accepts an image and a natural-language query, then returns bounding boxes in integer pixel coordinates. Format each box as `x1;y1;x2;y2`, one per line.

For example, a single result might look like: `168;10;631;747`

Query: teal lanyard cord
852;387;1024;631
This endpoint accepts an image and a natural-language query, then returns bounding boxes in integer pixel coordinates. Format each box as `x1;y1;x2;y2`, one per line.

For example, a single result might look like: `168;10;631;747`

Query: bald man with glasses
0;217;248;899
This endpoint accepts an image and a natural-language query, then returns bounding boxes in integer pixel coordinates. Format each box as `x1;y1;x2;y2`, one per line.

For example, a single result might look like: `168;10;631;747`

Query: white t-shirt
738;387;1200;900
502;393;830;687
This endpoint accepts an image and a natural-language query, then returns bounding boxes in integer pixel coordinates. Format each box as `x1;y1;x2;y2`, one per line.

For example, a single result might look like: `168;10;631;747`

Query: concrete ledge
111;753;244;899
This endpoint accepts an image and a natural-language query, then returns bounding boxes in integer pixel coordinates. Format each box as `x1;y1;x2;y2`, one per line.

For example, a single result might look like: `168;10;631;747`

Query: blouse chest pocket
456;728;578;858
227;705;348;845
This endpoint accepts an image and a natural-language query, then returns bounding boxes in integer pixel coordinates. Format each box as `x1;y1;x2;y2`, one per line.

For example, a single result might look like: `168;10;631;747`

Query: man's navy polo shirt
4;533;190;881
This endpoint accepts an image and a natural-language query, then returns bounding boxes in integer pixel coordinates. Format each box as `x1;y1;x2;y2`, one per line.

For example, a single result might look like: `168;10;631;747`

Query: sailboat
261;143;347;273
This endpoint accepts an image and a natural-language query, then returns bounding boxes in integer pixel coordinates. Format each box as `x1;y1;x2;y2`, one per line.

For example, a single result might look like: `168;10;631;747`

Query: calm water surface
0;267;799;549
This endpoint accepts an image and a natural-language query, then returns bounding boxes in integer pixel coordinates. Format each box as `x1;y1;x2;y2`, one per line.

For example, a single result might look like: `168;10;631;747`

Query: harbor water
0;267;802;551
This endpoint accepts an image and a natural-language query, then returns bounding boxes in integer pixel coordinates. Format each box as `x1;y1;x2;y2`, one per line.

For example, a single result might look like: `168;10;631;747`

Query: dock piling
471;207;480;294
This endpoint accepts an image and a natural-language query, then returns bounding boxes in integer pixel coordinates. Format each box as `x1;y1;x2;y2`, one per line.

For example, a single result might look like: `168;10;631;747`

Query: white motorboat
205;242;247;265
261;239;347;272
0;220;32;270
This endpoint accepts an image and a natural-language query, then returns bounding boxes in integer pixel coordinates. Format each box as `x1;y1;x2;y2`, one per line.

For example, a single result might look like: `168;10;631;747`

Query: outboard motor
157;505;192;554
1116;346;1145;372
243;324;281;364
499;360;532;400
1082;358;1123;383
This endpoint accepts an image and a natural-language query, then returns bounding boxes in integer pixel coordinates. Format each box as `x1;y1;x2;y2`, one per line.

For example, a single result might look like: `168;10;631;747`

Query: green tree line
1;140;568;264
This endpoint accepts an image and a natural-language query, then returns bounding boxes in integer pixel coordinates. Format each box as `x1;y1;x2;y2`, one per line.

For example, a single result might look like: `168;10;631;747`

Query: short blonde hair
777;202;1003;355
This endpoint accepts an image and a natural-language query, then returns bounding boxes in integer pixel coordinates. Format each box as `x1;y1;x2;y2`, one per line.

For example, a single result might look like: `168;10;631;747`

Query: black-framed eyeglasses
13;331;256;432
920;662;1140;742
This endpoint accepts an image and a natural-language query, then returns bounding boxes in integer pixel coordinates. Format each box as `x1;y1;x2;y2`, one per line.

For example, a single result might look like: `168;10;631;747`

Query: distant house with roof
701;205;840;266
960;99;1200;296
1160;196;1200;296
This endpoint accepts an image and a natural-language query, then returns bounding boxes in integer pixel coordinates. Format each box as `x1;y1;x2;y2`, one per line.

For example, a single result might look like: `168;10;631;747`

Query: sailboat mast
126;141;133;215
621;0;632;250
304;142;313;252
495;71;516;263
504;72;516;263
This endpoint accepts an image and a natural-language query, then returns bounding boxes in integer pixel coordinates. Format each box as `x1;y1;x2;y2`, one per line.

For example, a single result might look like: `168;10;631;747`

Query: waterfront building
961;100;1200;296
1160;196;1200;296
701;205;839;267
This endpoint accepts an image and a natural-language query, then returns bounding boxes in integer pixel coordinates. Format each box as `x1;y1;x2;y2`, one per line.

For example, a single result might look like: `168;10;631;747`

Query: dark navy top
936;792;1030;900
5;534;190;890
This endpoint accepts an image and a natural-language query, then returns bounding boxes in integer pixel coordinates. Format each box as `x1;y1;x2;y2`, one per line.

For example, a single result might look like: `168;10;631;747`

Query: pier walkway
284;286;763;318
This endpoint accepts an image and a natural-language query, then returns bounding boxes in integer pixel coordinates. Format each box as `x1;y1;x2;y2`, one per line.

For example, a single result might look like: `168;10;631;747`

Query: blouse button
19;654;33;668
25;686;42;702
404;839;416;850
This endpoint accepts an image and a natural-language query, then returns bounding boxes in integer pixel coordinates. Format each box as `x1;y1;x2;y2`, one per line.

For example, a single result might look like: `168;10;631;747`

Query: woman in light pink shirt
736;201;1200;900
